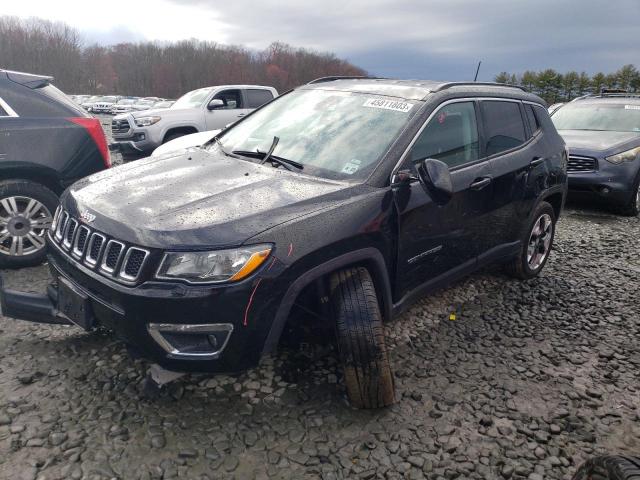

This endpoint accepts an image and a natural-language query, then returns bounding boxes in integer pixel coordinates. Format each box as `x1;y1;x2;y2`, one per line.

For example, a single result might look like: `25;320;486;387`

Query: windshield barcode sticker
363;98;414;113
625;105;640;110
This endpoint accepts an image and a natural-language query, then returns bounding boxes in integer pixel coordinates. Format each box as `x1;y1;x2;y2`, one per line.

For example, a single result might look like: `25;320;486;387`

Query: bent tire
572;455;640;480
0;180;57;268
505;201;556;280
330;267;396;409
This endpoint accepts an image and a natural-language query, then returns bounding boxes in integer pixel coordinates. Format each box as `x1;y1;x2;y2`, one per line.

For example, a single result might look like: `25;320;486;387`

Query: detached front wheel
330;267;396;409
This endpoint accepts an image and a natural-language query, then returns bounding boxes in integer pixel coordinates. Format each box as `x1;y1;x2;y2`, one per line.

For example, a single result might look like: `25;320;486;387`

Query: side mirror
416;158;453;203
207;99;225;110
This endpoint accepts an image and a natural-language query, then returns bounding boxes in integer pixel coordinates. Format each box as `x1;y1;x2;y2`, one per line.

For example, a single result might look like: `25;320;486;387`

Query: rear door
204;89;244;130
395;99;496;298
482;99;544;250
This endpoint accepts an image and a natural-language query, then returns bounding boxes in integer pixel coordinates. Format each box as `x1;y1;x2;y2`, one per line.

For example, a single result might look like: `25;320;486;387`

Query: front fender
261;247;392;355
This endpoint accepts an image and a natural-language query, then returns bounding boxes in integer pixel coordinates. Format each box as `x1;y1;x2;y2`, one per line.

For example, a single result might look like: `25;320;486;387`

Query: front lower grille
567;155;597;173
49;208;150;283
111;119;131;134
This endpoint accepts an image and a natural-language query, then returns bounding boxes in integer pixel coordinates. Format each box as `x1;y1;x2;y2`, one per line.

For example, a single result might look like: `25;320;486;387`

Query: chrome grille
111;118;131;134
49;209;150;283
567;155;597;173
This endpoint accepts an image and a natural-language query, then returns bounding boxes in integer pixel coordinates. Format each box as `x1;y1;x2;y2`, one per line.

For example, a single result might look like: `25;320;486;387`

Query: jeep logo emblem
79;210;96;223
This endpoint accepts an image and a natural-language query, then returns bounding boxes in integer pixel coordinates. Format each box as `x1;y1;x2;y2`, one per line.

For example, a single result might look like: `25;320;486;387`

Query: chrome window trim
118;247;150;281
390;96;531;179
0;97;18;117
100;240;125;274
61;218;77;250
84;233;106;267
72;225;91;259
147;323;234;360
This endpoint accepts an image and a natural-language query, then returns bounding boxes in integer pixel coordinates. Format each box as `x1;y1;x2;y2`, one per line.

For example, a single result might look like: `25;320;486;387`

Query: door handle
469;176;492;190
530;157;545;167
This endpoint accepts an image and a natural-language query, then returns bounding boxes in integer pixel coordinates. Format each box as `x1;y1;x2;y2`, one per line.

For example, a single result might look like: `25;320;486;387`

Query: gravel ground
0;116;639;479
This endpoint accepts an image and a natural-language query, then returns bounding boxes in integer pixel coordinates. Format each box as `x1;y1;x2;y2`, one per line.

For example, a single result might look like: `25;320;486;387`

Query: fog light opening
147;323;233;360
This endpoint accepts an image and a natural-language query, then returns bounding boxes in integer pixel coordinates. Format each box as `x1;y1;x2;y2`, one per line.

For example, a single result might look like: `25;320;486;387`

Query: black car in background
0;69;111;267
551;93;640;216
0;78;567;408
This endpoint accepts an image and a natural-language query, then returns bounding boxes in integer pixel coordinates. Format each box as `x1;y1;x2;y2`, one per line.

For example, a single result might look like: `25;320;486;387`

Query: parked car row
69;94;174;115
1;69;638;410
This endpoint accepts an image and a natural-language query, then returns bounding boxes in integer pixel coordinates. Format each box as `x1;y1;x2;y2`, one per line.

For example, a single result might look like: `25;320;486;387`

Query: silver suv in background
110;85;277;159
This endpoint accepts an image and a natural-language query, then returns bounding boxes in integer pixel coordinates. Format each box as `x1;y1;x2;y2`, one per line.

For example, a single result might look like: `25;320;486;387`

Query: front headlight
135;116;161;127
156;244;272;284
605;146;640;165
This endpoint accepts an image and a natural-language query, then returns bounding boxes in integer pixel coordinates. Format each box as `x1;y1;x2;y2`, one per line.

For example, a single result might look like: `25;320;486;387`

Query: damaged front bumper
0;277;72;326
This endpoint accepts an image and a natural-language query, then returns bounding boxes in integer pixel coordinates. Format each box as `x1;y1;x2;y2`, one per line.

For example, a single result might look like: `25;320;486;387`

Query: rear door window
480;100;527;156
244;89;274;108
409;101;480;169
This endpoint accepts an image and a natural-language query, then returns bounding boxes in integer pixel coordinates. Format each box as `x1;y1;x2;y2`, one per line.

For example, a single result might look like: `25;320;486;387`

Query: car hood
64;149;353;248
559;130;640;153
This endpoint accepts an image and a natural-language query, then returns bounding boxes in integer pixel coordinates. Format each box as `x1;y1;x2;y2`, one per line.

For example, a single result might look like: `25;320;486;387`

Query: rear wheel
572;455;640;480
329;267;396;409
505;201;556;280
0;180;57;268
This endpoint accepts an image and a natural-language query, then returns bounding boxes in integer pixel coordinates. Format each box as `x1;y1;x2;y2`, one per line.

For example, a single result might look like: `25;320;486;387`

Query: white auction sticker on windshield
625;105;640;110
363;98;414;113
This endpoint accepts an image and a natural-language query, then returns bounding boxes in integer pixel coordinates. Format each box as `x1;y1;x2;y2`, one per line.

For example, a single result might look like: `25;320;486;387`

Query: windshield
118;99;135;105
214;89;418;180
172;88;213;109
552;103;640;132
101;96;117;102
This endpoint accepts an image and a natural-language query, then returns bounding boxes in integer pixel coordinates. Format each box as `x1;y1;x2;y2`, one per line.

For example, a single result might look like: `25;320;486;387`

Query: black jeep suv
0;78;567;408
551;92;640;216
0;69;111;267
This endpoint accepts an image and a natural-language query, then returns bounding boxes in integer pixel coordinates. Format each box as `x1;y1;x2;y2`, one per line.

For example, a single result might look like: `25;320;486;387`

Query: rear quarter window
524;104;540;135
532;104;556;132
245;89;274;109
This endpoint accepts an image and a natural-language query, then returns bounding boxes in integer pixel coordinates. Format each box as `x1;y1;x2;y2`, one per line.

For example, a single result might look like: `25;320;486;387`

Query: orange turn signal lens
229;249;271;281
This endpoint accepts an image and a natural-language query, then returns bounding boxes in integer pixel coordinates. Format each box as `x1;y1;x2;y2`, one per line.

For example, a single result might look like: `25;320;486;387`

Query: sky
1;0;639;81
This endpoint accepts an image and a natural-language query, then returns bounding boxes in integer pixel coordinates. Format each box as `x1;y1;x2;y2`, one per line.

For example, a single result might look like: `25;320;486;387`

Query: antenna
474;61;482;82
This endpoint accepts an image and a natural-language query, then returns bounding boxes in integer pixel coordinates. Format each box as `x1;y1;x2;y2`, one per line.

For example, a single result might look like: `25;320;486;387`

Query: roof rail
571;91;640;102
306;76;383;84
433;82;528;92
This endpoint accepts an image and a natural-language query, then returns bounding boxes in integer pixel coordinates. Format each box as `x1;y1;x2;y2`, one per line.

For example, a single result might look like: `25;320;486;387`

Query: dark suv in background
0;69;111;267
551;92;640;216
1;78;567;408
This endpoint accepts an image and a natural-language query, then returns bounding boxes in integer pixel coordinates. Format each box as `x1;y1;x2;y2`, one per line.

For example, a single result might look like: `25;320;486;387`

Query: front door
205;89;244;130
395;100;495;298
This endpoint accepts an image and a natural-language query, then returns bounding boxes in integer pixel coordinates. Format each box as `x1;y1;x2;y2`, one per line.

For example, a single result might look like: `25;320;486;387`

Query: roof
301;77;531;101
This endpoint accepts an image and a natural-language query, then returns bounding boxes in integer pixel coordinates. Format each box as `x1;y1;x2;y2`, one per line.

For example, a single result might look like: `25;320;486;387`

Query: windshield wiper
232;137;303;171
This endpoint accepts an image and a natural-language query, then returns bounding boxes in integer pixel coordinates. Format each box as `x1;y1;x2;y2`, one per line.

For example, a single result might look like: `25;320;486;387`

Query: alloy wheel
527;213;553;270
0;196;53;257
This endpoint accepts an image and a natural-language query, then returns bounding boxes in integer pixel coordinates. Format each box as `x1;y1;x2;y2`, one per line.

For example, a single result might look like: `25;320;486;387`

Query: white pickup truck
110;85;277;159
